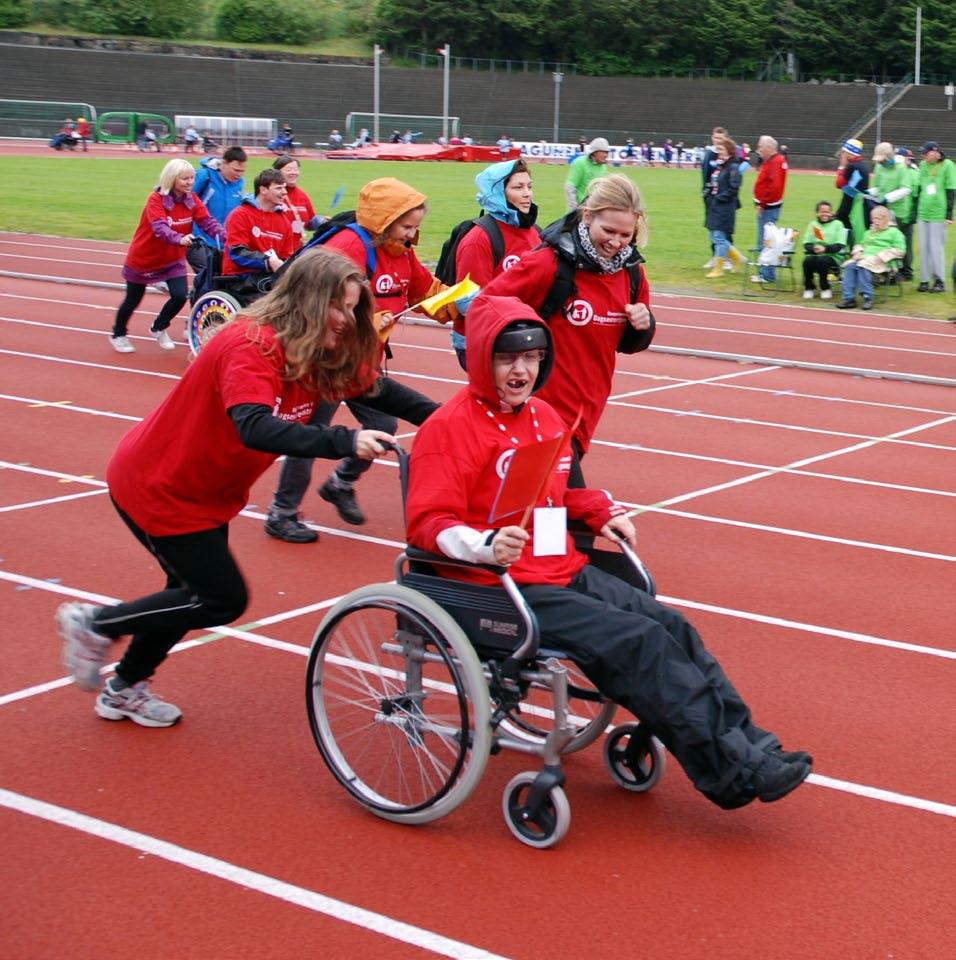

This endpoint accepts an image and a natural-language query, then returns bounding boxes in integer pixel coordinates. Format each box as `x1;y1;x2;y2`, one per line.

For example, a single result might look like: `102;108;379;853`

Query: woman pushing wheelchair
405;293;811;810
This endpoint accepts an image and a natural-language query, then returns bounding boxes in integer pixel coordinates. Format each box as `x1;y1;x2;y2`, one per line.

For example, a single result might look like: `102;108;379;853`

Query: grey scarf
576;219;633;274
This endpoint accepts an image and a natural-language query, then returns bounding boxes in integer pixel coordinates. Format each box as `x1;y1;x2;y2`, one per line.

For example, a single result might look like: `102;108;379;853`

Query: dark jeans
897;219;914;280
92;500;249;685
269;397;398;519
113;276;189;337
521;565;779;801
802;254;839;291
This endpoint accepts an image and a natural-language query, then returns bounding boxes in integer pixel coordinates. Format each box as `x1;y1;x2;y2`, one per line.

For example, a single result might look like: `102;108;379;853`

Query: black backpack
434;214;506;284
536;248;644;324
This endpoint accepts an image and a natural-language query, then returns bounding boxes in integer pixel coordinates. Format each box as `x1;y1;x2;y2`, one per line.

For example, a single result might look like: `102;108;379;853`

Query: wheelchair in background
305;447;666;849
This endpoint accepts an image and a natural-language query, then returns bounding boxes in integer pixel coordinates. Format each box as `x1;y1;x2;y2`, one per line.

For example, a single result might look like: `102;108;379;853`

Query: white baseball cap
586;137;611;155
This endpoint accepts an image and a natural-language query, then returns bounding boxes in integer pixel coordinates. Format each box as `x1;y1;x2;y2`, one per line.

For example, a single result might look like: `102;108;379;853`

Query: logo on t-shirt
566;299;594;326
502;254;520;271
252;226;262;238
375;274;396;295
495;448;515;479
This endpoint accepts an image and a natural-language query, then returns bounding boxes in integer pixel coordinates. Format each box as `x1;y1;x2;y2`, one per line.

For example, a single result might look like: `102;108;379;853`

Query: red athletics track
1;236;955;960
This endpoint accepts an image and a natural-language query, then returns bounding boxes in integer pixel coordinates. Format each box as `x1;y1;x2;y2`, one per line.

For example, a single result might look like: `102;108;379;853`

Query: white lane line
1;253;119;268
0;460;108;484
662;321;956;356
0;394;141;422
656;302;956;339
592;440;956;498
628;502;956;562
0;487;109;513
0;789;514;960
628;413;956;513
609;363;781;399
806;775;956;818
610;399;956;451
0;347;180;379
0;239;125;256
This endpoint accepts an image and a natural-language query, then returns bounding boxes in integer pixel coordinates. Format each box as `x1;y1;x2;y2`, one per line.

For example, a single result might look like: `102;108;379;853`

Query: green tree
64;0;193;37
215;0;329;44
0;0;31;28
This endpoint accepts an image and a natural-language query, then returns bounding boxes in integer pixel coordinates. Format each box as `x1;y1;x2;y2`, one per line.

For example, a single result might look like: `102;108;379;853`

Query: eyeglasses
493;349;547;366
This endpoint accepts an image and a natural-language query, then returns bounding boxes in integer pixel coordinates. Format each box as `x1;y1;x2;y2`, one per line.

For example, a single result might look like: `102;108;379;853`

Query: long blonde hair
241;248;379;397
582;174;649;247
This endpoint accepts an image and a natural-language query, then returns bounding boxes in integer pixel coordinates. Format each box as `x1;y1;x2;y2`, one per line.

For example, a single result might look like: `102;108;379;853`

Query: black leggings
92;500;249;685
113;275;189;337
802;255;839;291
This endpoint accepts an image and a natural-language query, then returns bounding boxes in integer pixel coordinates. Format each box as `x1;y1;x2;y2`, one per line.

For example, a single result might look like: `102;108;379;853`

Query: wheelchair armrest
403;545;507;577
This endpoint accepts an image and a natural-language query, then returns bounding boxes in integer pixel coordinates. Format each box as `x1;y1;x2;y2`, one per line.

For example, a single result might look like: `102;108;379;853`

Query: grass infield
2;155;953;319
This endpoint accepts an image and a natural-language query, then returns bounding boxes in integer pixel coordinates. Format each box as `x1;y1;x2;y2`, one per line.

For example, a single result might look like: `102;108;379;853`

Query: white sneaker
802;289;815;300
722;261;732;271
109;335;135;354
95;679;182;727
702;257;716;269
750;275;768;284
820;289;833;300
151;328;176;350
57;603;111;691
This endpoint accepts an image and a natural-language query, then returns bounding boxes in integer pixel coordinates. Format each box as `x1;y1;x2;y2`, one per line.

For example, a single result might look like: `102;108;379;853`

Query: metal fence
0;98;96;139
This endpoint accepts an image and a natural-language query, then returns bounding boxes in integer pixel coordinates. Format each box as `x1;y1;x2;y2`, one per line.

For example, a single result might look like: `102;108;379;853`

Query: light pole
875;85;885;143
373;44;381;145
439;44;451;142
552;71;564;143
914;6;922;85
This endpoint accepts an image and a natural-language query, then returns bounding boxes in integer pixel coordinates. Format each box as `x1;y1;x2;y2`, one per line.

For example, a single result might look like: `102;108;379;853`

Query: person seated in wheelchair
405;293;812;810
836;205;906;311
221;169;298;296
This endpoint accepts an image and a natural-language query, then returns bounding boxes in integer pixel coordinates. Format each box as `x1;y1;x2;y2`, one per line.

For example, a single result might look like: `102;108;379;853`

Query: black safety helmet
492;320;554;393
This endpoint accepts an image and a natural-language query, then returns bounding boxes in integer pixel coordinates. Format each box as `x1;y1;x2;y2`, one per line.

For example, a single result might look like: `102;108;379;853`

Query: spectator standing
701;126;728;270
835;138;870;246
496;133;513;154
836;205;906;310
272;154;324;248
328;129;344;148
801;200;846;299
871;142;915;281
110;159;225;354
703;137;745;277
221;169;296;279
621;139;638;165
752;135;788;284
914;140;955;293
75;117;90;151
564;137;610;210
190;146;247;274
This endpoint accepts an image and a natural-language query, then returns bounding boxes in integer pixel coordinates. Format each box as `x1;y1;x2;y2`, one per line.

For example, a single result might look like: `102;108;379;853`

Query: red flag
813;225;824;241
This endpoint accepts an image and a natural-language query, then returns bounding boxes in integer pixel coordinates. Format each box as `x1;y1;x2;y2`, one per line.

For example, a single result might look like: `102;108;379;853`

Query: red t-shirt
222;203;298;275
125;191;211;273
107;320;320;535
453;219;540;335
283;184;316;248
324;229;435;314
481;247;651;453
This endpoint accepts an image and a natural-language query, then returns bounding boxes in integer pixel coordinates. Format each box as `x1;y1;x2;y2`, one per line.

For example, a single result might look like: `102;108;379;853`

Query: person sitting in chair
405;293;812;811
801;200;846;300
221;169;297;282
836;205;906;310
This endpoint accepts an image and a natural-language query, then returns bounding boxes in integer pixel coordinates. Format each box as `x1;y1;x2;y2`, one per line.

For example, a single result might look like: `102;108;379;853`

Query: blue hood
475;160;523;227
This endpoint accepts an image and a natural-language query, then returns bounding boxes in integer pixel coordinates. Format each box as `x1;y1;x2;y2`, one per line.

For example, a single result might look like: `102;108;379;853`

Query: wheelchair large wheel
603;722;666;793
187;290;241;355
306;583;491;825
498;659;617;755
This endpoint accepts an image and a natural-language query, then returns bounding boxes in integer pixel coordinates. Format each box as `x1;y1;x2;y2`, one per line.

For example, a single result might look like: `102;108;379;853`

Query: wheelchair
305;449;666;849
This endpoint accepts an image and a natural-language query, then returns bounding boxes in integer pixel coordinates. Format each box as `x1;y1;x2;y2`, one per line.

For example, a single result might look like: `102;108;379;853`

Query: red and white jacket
406;295;625;587
125;189;223;273
753;152;788;209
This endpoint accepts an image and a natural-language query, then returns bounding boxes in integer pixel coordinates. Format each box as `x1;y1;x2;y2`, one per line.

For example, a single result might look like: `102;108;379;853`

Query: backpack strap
535;251;577;321
474;214;506;270
344;223;376;279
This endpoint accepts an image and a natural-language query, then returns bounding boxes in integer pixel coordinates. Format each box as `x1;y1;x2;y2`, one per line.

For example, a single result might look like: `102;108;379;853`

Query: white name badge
533;506;567;556
926;183;937;196
292;220;305;233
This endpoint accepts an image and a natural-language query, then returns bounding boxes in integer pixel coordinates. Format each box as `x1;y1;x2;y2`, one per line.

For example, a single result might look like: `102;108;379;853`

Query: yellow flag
419;276;480;316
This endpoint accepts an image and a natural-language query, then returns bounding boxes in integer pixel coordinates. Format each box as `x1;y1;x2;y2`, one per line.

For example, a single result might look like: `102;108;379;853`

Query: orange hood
356;178;427;236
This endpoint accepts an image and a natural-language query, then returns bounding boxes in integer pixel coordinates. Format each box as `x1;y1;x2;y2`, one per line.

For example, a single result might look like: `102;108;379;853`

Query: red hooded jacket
405;295;624;587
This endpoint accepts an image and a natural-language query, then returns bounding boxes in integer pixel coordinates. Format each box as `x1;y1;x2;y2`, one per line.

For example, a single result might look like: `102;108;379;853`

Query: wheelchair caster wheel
502;772;570;849
604;722;666;792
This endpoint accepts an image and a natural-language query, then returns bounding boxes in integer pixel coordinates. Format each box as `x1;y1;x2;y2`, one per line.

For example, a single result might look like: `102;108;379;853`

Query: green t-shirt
801;217;848;262
566;154;609;204
873;159;912;223
916;158;956;222
859;225;906;258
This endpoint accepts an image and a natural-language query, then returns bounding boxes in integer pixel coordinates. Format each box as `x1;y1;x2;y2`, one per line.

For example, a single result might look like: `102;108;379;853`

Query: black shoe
319;478;366;525
931;279;945;293
861;298;873;310
917;282;930;292
768;746;814;766
835;299;856;309
705;783;757;810
264;516;319;543
750;755;811;804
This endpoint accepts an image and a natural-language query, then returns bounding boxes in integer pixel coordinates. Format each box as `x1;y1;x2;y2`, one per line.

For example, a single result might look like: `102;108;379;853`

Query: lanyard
475;397;543;445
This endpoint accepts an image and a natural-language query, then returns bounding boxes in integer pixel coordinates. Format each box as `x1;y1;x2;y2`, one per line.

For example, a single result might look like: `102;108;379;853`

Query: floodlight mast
373;44;382;144
439;44;451;142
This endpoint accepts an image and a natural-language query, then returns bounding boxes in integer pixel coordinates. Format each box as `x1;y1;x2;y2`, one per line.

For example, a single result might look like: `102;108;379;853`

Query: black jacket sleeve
946;188;955;222
352;375;440;426
228;404;356;458
617;312;656;354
